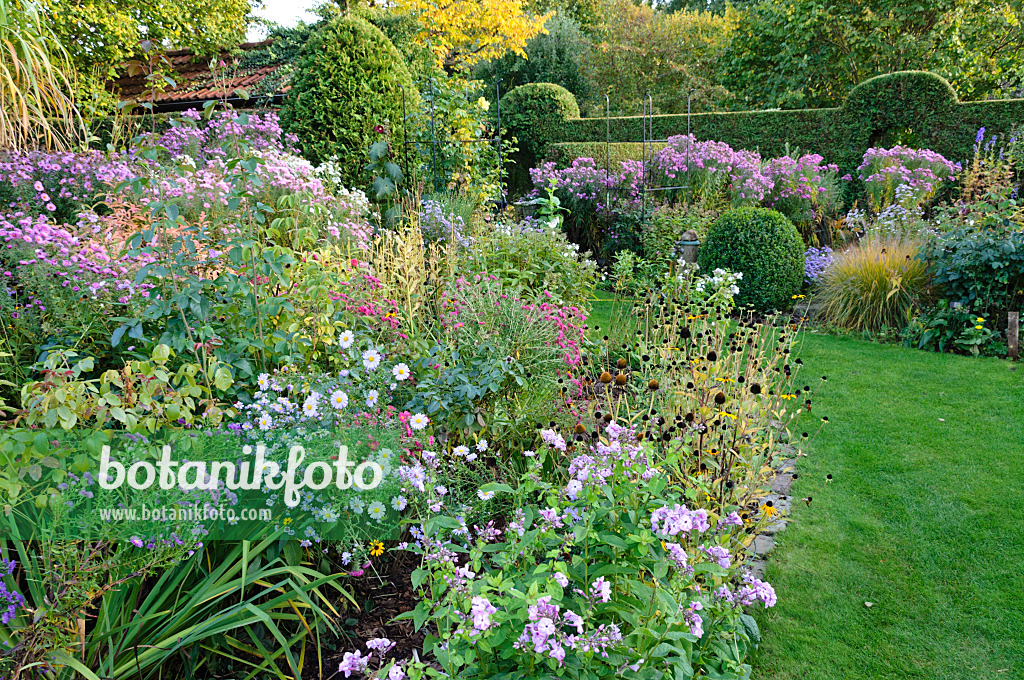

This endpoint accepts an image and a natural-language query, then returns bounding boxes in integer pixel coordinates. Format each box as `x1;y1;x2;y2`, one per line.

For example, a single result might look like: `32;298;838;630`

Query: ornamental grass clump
815;237;930;333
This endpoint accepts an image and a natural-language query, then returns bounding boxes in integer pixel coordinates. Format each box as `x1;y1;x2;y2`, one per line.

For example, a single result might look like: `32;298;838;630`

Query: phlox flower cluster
514;595;621;666
529;158;644;212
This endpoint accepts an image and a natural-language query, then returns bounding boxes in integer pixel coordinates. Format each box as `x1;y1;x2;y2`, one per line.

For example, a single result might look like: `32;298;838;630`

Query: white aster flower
338;330;355;349
392;363;411;381
367;501;386;521
330;390;349;410
362;349;382;371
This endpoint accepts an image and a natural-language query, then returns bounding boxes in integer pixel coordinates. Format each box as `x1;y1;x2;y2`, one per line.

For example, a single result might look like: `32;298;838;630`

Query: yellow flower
370;540;385;557
715;411;737;420
977;317;985;323
792;294;805;299
761;503;779;519
282;517;292;525
975;325;984;330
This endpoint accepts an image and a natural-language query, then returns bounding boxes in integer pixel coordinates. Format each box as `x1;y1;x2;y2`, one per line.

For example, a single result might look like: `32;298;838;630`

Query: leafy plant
281;15;418;185
697;207;804;312
0;0;85;151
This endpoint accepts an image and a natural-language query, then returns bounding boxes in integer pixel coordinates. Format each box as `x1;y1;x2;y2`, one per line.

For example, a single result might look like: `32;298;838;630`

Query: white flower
392;363;411;381
330;390;349;410
338;330;355;349
257;373;270;390
477;489;495;501
409;413;429;430
465;452;478;462
303;395;319;418
365;389;379;408
435;485;447;496
368;501;386;521
523;450;535;457
453;445;469;457
258;413;273;431
349;498;364;514
476;439;488;452
362;349;382;371
391;495;407;511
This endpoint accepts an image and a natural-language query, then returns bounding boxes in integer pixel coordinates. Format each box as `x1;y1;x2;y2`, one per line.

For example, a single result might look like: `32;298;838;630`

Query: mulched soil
308;550;425;680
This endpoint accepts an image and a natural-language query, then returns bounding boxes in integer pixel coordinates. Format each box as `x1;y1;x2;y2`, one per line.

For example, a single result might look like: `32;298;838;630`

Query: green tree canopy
42;0;255;114
725;0;1024;109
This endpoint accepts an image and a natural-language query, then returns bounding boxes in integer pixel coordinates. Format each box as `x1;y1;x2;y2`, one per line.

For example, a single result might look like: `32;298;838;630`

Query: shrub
466;221;597;309
280;16;418;185
919;220;1024;322
698;208;804;311
815;237;930;333
501;82;579;191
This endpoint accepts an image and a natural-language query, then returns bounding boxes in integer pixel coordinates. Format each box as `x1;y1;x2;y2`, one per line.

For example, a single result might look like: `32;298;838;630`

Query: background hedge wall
504;71;1024;195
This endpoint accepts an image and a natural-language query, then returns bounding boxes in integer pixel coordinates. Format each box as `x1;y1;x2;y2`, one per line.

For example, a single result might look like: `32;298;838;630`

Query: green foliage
919;209;1024;322
474;13;591;104
723;0;1024;110
466;221;597;308
903;299;1005;356
698;208;804;312
1;536;346;679
581;0;735;116
500;82;580;191
280;15;418;184
42;0;253;117
542;71;1024;198
814;237;930;333
407;74;509;206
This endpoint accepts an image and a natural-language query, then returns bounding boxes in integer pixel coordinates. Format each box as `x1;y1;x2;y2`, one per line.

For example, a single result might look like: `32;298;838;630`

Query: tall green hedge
281;16;418;186
499;83;580;194
502;71;1024;193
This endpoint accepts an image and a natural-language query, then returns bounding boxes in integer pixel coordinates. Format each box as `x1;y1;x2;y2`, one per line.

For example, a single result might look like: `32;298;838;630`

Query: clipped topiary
281;16;418;186
697;207;804;312
500;82;579;159
500;82;579;194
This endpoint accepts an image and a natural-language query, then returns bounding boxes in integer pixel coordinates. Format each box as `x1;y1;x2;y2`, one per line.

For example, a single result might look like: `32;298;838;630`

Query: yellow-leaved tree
395;0;552;70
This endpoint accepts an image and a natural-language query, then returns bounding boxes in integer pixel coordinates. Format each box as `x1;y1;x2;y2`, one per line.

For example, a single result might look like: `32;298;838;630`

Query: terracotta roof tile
110;40;287;104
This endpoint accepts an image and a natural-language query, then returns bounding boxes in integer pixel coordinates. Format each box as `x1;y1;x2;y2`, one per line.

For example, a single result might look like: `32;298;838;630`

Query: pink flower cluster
651;135;772;203
0;211;156;309
858;145;961;210
513;595;621;665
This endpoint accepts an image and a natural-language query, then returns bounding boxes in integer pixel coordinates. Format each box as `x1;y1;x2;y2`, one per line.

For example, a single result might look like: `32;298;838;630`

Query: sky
247;0;320;41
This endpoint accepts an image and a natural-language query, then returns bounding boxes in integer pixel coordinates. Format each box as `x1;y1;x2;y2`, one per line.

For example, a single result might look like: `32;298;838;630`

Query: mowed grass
588;299;1024;679
754;332;1024;679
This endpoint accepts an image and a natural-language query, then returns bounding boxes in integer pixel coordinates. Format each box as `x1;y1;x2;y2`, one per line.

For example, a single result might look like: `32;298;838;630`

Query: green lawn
754;331;1024;679
588;299;1024;678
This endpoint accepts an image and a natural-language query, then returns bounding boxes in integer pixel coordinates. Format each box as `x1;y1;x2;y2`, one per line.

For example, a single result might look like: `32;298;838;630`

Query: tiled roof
110;40;290;105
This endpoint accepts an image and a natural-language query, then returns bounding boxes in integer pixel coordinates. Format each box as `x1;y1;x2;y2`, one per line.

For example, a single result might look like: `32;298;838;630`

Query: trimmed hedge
504;71;1024;193
698;208;804;312
499;83;580;193
281;16;418;185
